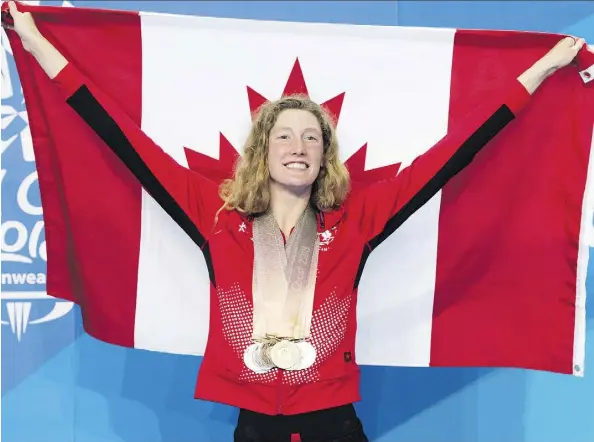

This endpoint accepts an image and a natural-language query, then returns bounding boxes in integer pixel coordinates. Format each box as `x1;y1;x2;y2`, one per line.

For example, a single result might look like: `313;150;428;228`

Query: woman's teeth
285;163;308;170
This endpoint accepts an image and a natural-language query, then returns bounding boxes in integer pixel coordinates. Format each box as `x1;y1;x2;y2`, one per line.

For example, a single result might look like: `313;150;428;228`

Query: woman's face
267;109;325;194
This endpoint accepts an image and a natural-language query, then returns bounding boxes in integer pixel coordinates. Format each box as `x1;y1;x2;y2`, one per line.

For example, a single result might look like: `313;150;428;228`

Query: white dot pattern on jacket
217;282;254;360
217;284;352;385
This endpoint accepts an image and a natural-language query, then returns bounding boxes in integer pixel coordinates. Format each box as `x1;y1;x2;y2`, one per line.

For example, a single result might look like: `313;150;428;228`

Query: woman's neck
269;182;312;237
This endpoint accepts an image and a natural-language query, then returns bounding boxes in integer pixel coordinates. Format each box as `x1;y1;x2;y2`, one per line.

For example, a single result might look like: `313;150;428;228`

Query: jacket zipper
276;369;284;414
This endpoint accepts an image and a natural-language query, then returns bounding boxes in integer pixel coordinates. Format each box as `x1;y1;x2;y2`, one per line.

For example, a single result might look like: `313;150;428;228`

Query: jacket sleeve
51;62;222;244
348;79;532;246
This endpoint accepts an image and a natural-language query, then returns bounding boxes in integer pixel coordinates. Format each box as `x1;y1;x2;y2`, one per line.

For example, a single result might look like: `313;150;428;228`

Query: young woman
4;1;587;441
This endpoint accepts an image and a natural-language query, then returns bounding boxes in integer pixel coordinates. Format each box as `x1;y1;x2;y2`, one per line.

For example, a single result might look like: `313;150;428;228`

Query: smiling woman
2;0;590;441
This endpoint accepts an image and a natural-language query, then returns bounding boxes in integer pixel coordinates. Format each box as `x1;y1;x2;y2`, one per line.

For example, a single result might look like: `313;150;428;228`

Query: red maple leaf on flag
184;58;400;187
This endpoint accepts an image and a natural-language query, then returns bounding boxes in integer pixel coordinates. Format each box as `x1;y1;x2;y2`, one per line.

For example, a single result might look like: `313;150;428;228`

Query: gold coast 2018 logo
1;4;74;342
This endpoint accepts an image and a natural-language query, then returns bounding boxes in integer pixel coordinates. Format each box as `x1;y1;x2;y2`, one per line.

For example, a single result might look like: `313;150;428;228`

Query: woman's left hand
540;36;587;72
518;36;587;94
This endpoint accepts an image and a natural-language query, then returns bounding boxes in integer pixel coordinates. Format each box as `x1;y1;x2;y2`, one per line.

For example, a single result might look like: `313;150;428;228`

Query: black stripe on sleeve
353;104;515;289
67;86;216;286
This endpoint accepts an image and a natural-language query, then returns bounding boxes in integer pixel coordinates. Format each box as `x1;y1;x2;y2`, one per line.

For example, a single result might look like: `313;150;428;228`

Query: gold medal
269;340;301;370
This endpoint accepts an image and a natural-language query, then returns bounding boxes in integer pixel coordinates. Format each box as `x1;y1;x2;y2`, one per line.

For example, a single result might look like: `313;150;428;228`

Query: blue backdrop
2;1;594;441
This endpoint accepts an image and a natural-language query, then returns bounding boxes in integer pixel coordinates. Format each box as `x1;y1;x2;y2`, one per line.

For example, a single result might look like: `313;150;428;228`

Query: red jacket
53;62;531;415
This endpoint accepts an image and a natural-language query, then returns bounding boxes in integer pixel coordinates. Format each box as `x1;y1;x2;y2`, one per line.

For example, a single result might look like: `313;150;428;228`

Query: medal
269;340;301;370
291;341;316;370
244;339;317;372
243;343;274;373
248;207;320;372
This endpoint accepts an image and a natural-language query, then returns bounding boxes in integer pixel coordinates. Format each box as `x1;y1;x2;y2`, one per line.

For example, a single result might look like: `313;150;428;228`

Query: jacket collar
238;205;346;233
316;206;345;232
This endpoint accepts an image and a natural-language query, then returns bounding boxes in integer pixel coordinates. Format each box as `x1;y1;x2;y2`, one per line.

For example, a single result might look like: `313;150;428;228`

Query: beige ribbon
251;206;319;341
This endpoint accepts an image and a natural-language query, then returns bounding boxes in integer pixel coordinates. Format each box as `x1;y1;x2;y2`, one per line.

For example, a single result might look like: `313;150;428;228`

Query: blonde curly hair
219;95;350;215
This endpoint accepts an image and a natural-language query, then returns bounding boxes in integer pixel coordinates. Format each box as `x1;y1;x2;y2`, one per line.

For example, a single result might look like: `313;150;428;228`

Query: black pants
233;404;368;442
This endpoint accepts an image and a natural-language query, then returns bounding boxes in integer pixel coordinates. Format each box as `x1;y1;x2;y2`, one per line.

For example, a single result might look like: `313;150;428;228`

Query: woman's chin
271;179;314;196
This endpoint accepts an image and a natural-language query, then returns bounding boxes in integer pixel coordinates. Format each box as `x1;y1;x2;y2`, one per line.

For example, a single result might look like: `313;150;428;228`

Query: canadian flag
5;3;594;376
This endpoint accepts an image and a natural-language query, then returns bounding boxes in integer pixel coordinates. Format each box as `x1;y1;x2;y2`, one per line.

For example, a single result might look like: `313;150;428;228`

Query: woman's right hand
3;0;68;79
3;1;42;52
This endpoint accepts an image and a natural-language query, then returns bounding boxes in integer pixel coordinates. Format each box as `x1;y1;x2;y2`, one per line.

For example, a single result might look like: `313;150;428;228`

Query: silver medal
244;343;273;373
285;341;316;371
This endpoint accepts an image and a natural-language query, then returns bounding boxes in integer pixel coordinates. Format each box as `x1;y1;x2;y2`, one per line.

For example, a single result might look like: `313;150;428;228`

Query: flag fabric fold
5;3;594;376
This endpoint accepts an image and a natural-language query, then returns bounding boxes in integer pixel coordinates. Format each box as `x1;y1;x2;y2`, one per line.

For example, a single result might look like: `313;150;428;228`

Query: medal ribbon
252;206;319;341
